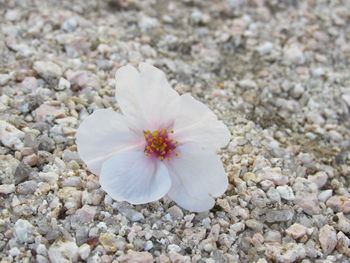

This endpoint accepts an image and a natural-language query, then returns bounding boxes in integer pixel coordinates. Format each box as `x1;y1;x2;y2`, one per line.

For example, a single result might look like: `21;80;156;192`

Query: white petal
100;151;171;204
115;65;146;131
115;63;180;131
76;109;143;175
138;63;179;130
170;94;231;151
165;143;228;212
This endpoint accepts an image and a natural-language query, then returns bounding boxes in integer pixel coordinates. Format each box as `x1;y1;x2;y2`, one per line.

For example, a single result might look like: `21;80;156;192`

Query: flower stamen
143;129;178;160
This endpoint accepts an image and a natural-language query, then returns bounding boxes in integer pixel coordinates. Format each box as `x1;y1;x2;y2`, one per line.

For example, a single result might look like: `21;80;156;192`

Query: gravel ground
1;0;350;262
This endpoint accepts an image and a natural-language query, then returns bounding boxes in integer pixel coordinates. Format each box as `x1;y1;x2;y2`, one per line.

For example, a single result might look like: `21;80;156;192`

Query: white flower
76;63;231;212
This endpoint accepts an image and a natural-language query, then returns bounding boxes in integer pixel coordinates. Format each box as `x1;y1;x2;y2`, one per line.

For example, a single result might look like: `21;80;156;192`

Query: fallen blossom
76;63;230;212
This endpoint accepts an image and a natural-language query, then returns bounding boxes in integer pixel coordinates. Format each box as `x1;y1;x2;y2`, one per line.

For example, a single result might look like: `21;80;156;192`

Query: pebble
16;180;38;194
264;230;282;243
265;243;306;263
14;219;35;243
78;244;90;260
238;79;257;89
336;232;350;257
9;247;21;257
326;196;350;214
283;45;304;65
72;205;96;224
293;195;320;215
308;172;328;188
265;209;294;223
168;205;184;220
257;167;289;185
33;61;63;81
285;223;307;239
276;185;295;201
0;184;15;194
5;9;21;21
115;203;144;222
318;190;333;203
319;225;337;254
62;18;78;32
36;255;49;263
256;42;273;54
34;104;65;122
246;219;264;232
334;213;350;233
48;240;79;263
66;70;100;90
38;171;59;184
99;233;118;253
293;178;320;215
168;244;181;253
266;188;281;203
119;251;154;263
341;94;350;107
168;252;190;263
36;244;47;255
22;154;39;167
57;78;71;91
0;120;25;150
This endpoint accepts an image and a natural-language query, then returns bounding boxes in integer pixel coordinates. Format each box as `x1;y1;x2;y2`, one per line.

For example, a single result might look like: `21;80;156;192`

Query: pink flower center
143;129;179;161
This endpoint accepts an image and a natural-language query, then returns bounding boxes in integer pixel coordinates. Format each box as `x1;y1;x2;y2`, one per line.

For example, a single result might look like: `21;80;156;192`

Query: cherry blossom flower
76;63;231;212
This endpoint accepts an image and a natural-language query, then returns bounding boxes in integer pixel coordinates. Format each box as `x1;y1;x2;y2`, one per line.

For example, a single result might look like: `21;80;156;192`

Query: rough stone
115;203;144;222
326;196;350;214
33;61;63;81
0;184;15;194
48;240;79;263
16;180;38;194
334;213;350;233
276;186;295;201
265;243;306;263
35;104;65;122
285;223;307;239
14;219;35;243
119;251;154;263
78;244;90;260
265;209;294;223
0;120;25;150
99;232;118;253
308;171;328;188
319;225;337;255
168;205;184;220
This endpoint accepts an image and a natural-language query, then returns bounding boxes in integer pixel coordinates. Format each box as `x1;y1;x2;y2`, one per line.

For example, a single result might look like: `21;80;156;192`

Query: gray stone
246;219;264;232
14;219;35;243
17;180;38;194
115;203;144;222
265;209;294;223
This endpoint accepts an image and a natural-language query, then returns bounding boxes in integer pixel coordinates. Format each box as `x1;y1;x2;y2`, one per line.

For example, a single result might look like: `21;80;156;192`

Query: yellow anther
167;158;171;161
159;156;164;160
175;153;180;157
